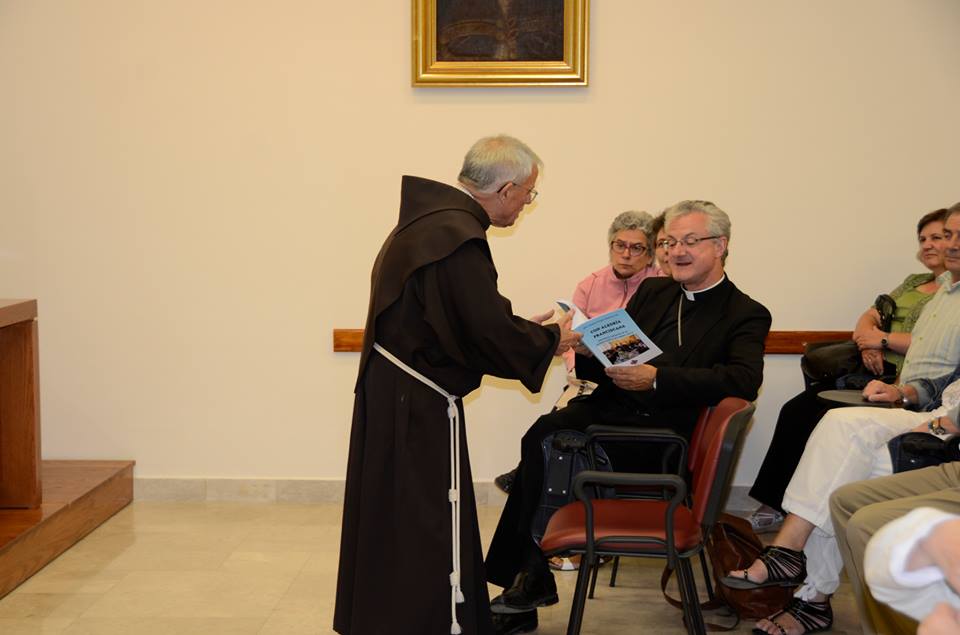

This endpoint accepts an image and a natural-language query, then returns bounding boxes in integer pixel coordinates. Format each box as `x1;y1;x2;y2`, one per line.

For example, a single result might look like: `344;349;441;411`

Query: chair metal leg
677;559;706;635
566;556;593;635
698;549;715;601
608;555;620;587
588;558;599;599
673;562;694;634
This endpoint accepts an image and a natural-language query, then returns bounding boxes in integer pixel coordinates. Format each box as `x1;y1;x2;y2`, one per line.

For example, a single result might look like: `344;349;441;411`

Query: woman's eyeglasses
610;240;648;256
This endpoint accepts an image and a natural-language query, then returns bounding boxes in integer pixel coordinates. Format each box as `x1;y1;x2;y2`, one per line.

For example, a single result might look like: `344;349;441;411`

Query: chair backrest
687;404;713;473
688;397;755;529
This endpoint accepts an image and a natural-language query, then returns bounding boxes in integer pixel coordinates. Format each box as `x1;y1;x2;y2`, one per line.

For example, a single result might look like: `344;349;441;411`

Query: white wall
1;1;958;485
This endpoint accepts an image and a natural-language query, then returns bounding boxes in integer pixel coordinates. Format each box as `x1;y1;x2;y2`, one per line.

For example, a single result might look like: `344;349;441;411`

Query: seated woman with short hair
495;210;663;570
555;210;663;407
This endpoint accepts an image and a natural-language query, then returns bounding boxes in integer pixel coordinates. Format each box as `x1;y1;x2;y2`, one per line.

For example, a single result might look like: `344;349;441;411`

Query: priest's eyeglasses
610;240;648;256
498;181;538;203
663;235;723;249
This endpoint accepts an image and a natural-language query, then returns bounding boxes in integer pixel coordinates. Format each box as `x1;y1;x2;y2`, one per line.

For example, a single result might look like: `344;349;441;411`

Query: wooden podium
0;299;41;509
0;299;134;599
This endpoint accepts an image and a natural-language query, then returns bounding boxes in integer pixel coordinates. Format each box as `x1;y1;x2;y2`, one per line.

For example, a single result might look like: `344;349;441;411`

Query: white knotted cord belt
373;343;465;634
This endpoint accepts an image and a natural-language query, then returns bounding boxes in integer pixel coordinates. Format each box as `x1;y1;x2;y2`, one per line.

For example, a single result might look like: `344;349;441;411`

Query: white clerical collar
456;182;478;201
681;274;727;301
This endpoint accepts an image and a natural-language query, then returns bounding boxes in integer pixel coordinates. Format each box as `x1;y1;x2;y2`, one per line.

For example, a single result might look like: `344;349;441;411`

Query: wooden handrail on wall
333;328;852;355
333;329;365;353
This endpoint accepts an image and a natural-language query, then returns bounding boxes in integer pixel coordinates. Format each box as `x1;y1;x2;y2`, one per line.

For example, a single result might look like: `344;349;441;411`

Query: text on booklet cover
574;309;662;368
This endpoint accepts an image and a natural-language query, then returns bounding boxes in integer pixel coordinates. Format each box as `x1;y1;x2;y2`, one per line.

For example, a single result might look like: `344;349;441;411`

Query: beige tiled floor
0;502;859;634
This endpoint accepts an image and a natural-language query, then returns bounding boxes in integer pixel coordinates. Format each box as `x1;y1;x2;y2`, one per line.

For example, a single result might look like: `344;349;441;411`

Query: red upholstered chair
584;403;717;594
540;397;755;635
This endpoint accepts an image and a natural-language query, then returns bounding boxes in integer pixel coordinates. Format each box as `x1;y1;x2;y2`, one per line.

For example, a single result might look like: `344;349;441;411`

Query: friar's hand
605;363;656;391
554;311;581;355
529;309;555;325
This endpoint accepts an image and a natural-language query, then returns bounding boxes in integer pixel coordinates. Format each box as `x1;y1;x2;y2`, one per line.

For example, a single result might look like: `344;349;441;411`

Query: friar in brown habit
334;135;580;635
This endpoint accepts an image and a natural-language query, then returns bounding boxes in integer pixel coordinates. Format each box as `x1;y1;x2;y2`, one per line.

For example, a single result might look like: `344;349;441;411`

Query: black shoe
492;609;538;634
490;570;558;614
494;467;518;494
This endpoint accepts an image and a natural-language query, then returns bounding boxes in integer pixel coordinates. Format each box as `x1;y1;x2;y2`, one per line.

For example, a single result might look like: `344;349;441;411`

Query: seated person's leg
724;406;926;634
802;528;844;597
485;400;599;589
729;406;920;586
782;405;923;530
831;478;900;635
749;389;829;513
724;514;815;589
725;515;832;635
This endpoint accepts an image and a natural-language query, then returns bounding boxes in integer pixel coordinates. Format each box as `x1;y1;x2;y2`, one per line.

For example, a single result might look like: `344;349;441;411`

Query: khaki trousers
829;462;960;635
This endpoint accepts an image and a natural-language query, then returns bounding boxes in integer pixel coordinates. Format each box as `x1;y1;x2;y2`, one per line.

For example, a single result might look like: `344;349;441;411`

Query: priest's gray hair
607;211;655;253
663;200;731;261
458;135;543;193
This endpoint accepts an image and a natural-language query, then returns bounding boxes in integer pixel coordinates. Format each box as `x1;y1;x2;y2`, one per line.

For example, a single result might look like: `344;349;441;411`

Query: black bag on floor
531;429;613;543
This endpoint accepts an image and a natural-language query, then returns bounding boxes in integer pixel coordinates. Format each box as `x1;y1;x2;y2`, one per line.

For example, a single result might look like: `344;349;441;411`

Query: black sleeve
422;240;559;393
574;351;608;385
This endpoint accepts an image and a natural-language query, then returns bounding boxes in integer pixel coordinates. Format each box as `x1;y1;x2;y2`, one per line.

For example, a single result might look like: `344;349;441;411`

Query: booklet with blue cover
571;308;662;368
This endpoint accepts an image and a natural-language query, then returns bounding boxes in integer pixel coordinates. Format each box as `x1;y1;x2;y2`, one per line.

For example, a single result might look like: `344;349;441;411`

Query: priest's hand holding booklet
557;299;663;392
556;301;662;368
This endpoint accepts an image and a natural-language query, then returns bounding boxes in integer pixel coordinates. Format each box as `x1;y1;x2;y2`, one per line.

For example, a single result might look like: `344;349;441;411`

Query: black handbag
531;429;613;542
800;294;898;388
888;432;960;473
874;294;896;332
800;340;862;385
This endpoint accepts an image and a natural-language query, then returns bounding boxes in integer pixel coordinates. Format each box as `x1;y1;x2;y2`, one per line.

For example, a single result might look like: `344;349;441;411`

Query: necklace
677;294;683;347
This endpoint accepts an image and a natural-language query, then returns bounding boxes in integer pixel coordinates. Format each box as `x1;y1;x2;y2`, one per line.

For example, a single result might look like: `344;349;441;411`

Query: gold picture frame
413;0;589;87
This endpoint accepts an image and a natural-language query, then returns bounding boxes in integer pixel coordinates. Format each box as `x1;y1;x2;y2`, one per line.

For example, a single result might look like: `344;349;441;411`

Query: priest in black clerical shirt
485;200;772;633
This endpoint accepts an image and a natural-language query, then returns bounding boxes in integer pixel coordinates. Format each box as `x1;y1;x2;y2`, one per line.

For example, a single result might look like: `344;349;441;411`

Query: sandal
752;597;832;635
548;555;608;571
721;545;806;589
549;556;578;571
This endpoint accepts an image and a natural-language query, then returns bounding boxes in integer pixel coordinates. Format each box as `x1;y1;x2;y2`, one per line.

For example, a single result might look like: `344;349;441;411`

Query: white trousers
781;405;930;596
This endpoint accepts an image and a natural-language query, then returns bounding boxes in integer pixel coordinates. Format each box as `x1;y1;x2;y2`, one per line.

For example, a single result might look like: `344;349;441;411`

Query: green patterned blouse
884;272;937;372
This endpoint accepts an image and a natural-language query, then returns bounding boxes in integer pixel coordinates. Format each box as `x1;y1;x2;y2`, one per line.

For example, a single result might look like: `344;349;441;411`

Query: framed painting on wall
413;0;589;87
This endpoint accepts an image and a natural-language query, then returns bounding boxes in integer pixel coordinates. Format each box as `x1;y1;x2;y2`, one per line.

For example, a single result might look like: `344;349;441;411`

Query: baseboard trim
135;478;756;511
134;478;345;503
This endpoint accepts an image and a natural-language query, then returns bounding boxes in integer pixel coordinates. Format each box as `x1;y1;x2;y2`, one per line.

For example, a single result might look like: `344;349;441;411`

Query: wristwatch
929;418;948;436
894;384;911;408
880;334;889;350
